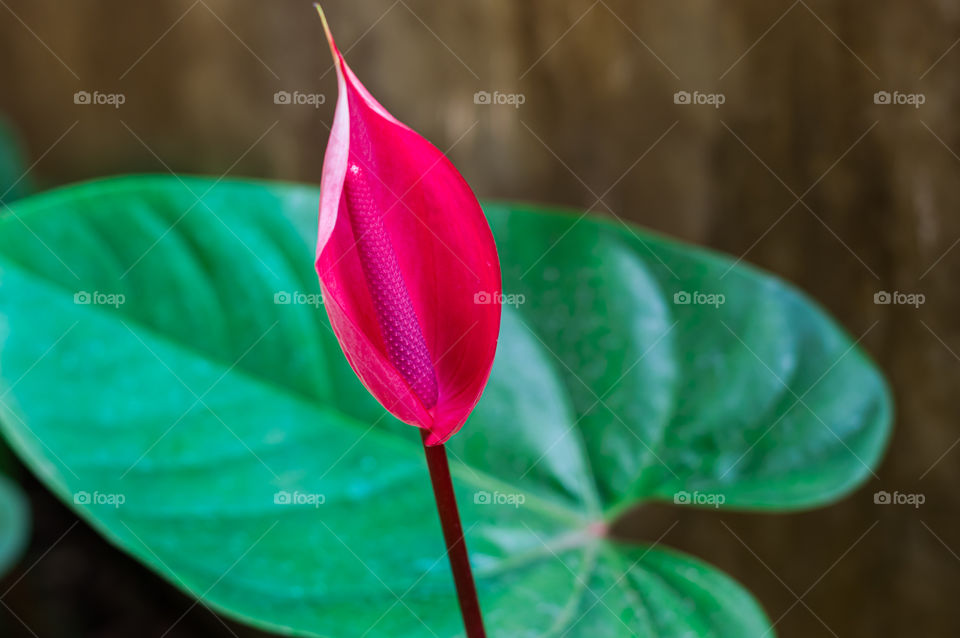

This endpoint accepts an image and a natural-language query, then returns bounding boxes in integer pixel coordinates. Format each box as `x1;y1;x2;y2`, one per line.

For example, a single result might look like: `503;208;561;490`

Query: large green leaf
0;176;890;637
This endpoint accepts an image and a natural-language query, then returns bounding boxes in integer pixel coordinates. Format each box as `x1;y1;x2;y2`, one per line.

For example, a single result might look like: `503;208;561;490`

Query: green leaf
0;117;33;205
0;176;890;637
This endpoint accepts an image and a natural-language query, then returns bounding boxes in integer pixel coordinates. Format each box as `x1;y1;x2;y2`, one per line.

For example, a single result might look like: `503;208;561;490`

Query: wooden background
0;1;958;636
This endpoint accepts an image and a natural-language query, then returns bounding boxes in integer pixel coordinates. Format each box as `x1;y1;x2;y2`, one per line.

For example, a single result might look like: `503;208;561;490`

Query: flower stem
420;430;487;638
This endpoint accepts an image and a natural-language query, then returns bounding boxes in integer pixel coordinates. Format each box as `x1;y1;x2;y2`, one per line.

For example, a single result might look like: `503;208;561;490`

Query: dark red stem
420;430;486;638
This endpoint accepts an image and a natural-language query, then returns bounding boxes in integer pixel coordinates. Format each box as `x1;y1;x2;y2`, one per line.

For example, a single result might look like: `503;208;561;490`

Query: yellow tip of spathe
314;4;338;63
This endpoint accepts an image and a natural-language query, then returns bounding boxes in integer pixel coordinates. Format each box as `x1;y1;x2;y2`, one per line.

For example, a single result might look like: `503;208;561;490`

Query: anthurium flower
314;11;501;445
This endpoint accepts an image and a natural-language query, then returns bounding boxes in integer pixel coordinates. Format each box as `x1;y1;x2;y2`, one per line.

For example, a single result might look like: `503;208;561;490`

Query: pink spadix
343;162;439;408
314;9;501;445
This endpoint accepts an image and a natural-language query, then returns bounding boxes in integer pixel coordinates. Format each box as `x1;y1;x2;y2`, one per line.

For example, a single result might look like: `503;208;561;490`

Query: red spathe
315;14;502;445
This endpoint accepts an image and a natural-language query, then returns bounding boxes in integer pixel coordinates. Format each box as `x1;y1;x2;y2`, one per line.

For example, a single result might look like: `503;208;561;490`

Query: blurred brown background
1;0;958;636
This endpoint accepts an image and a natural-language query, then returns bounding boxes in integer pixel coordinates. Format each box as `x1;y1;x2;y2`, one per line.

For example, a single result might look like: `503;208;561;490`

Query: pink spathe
314;13;501;445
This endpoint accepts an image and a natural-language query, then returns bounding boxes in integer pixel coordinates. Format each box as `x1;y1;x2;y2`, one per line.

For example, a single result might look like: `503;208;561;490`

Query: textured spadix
314;11;501;445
